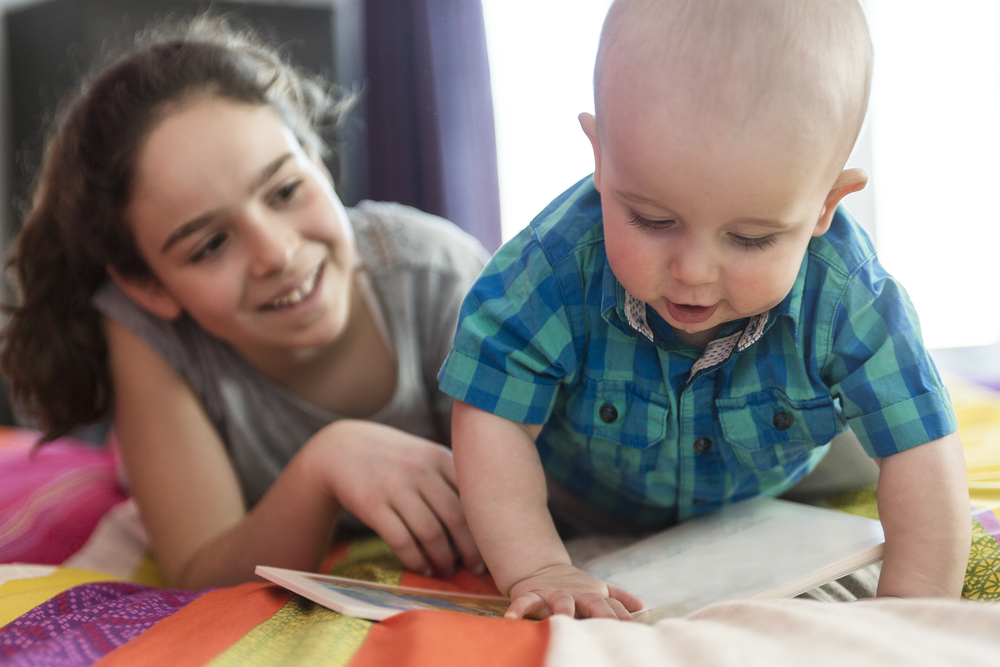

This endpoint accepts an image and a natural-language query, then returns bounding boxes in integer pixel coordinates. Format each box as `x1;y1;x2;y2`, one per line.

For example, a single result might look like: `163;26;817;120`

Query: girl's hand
505;563;644;620
305;419;483;577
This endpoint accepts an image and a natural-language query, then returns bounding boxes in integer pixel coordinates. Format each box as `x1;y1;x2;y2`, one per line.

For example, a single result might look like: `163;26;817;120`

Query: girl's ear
813;167;869;237
106;265;183;321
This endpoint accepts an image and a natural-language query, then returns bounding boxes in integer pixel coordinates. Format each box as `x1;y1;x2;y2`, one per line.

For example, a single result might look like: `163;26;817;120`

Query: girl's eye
730;233;776;250
627;212;674;231
191;232;227;262
271;179;303;206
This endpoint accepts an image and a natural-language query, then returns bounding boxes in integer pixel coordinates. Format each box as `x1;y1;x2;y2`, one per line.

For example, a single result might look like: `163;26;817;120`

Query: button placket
773;412;793;430
693;438;712;453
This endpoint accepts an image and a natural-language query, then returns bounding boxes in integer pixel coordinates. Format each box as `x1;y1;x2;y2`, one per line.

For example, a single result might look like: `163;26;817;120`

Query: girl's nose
247;215;298;277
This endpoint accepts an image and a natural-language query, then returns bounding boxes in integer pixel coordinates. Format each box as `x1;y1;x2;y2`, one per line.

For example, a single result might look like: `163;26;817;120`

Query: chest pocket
565;378;669;450
716;389;842;469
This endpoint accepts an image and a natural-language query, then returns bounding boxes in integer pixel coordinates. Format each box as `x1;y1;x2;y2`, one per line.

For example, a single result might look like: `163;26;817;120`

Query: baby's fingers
608;584;644;614
575;592;634;620
505;592;549;620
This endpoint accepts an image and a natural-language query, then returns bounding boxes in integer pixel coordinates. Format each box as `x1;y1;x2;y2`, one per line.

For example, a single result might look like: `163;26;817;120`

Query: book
257;496;884;623
578;496;885;623
253;566;510;621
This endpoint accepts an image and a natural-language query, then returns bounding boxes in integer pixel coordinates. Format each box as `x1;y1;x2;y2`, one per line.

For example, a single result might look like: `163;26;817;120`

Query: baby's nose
668;242;720;286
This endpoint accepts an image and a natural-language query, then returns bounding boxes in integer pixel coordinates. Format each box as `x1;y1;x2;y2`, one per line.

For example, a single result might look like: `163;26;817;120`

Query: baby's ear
106;266;183;321
579;113;603;190
813;167;869;236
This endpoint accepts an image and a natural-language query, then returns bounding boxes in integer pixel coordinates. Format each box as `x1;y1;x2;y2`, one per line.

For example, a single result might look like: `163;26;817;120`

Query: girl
0;17;488;589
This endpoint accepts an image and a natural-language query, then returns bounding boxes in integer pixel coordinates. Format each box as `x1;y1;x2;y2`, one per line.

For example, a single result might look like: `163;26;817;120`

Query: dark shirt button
693;437;712;453
773;412;793;430
599;403;618;423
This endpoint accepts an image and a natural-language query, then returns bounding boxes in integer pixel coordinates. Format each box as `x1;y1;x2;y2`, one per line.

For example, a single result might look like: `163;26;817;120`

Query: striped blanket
2;377;999;666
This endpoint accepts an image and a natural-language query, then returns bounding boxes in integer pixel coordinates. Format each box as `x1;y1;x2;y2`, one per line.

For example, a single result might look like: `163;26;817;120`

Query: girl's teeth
269;268;319;308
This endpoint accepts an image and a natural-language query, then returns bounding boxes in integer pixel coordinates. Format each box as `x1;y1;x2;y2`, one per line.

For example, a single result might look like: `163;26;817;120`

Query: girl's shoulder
347;201;490;278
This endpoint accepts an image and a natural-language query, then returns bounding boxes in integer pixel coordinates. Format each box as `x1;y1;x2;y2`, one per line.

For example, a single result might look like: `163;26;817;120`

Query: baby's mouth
665;300;718;324
262;265;323;310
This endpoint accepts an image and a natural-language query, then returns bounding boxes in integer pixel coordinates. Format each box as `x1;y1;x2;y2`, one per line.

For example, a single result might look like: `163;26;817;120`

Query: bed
2;374;998;667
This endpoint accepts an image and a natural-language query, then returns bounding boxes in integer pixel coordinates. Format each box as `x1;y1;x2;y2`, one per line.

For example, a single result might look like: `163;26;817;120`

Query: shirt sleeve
437;227;579;424
822;258;957;458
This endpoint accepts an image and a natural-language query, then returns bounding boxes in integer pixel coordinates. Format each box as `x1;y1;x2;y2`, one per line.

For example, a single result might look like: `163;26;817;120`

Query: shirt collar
601;251;808;350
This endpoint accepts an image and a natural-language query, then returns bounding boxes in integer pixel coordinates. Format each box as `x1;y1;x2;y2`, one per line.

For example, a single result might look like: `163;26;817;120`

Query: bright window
483;0;1000;349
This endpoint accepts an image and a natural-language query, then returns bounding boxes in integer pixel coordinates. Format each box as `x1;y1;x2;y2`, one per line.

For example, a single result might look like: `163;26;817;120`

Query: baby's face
583;100;841;349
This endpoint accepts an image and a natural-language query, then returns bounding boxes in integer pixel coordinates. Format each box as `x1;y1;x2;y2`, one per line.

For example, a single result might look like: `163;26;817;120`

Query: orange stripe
93;582;292;667
349;610;549;667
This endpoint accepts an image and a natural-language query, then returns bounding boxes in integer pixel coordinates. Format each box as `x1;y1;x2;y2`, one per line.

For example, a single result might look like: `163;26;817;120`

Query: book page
255;566;510;621
582;497;885;620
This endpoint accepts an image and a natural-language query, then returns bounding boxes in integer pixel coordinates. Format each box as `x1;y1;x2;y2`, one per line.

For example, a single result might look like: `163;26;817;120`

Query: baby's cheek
727;266;788;313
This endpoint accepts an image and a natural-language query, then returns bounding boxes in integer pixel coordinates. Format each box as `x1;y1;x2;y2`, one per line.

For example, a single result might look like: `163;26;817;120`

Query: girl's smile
261;264;324;310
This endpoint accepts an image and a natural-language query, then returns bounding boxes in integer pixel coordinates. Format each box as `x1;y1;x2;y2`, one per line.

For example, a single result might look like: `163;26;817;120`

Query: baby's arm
451;400;642;620
874;431;970;598
107;319;480;588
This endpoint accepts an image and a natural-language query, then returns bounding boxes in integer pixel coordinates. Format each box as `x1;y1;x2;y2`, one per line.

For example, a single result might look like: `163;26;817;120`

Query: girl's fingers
419;474;483;573
369;506;433;574
393;493;458;575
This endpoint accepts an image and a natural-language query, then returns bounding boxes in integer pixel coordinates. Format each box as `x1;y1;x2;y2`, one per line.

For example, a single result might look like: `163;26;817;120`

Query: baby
439;0;970;619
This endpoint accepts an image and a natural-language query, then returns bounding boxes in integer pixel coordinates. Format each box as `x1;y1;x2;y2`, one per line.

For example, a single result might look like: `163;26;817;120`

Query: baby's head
582;0;872;347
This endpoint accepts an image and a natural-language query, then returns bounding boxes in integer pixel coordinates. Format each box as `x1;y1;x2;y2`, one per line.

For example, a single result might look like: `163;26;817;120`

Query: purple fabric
365;0;502;252
973;507;1000;543
0;582;205;666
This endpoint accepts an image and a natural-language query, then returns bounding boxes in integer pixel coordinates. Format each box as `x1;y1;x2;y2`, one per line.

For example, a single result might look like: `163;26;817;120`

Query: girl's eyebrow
159;152;294;254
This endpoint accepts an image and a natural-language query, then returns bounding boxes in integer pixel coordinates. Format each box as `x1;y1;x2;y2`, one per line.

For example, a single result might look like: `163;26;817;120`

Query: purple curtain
365;0;502;253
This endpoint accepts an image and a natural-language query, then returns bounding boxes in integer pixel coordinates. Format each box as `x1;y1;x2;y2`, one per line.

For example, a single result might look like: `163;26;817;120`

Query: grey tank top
94;201;488;507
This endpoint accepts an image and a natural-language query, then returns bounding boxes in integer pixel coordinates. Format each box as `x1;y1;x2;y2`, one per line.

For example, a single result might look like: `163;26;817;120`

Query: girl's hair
0;14;347;441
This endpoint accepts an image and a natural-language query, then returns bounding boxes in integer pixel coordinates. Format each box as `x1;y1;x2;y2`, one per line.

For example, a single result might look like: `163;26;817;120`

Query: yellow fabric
0;567;122;627
207;537;397;667
948;377;1000;510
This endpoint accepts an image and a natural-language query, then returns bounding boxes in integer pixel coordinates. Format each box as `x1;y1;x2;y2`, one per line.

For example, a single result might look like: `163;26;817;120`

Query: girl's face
119;95;356;362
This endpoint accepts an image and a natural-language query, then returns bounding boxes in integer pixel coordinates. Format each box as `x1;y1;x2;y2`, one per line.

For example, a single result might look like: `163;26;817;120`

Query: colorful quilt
1;377;999;666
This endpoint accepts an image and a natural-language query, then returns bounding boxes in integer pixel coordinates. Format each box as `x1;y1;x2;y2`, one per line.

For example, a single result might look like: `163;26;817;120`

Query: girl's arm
875;432;970;598
107;318;480;589
452;400;642;619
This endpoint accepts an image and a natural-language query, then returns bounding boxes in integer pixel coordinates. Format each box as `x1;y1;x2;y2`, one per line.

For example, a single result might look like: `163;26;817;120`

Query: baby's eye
270;179;303;206
191;232;228;262
627;212;674;231
730;233;776;250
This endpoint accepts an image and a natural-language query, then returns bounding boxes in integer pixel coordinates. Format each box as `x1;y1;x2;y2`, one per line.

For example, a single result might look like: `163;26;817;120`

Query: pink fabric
0;428;127;564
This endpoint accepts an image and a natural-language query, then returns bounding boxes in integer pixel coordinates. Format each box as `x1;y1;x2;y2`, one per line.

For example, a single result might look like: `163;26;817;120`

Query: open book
579;496;885;622
254;566;509;621
257;496;884;623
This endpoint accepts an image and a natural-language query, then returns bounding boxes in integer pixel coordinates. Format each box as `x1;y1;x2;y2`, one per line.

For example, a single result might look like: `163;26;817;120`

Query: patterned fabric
0;506;998;667
0;429;127;565
0;582;202;665
439;177;956;525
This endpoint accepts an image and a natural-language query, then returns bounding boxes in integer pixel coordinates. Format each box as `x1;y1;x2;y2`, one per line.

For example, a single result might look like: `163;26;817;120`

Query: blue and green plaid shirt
438;177;956;526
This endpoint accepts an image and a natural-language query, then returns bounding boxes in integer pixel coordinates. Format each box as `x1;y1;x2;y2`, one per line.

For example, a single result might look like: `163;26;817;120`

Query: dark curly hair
0;14;348;441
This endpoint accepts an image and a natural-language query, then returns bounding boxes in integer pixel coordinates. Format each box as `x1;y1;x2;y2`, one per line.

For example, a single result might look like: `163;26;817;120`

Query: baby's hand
505;564;643;620
307;419;483;577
